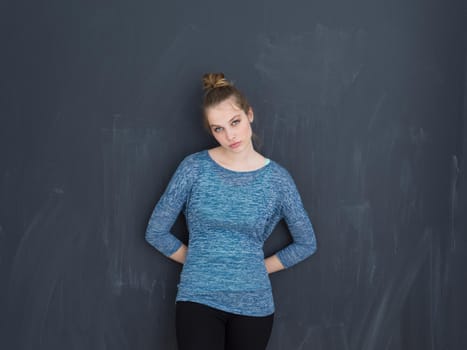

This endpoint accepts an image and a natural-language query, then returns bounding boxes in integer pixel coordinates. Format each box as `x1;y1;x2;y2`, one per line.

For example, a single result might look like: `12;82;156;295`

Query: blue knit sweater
145;149;317;316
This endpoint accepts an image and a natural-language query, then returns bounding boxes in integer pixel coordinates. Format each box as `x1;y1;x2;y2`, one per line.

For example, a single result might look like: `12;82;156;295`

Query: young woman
145;72;317;350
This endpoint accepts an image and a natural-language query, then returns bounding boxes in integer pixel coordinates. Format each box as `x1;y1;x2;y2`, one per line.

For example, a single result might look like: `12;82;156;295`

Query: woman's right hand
169;244;188;264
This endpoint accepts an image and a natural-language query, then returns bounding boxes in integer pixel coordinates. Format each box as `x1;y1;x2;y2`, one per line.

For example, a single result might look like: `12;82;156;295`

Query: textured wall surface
0;0;466;349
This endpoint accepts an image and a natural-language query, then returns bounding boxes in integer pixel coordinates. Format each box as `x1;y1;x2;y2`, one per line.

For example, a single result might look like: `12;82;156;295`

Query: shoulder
174;149;206;175
268;159;296;187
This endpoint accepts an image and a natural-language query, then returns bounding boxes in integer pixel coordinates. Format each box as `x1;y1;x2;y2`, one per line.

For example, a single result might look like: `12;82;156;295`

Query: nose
225;128;236;141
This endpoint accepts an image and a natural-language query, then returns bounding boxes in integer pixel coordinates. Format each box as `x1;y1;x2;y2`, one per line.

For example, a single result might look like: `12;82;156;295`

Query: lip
229;141;241;148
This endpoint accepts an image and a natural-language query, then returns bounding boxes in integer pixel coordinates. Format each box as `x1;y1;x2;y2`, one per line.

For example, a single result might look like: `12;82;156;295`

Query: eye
213;127;222;133
232;119;240;125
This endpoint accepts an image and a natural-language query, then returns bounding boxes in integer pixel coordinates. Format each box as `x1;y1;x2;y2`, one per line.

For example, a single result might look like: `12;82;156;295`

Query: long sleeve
145;155;194;257
275;169;317;269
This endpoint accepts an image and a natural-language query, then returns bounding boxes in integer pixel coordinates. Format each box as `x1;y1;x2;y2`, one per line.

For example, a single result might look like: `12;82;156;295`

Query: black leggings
175;301;274;350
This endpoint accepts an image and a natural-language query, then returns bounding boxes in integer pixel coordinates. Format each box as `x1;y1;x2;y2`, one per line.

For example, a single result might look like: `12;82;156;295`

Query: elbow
302;237;317;260
145;229;156;248
302;246;316;261
145;222;182;258
145;222;161;248
145;226;166;255
309;236;318;255
145;228;153;245
307;227;318;256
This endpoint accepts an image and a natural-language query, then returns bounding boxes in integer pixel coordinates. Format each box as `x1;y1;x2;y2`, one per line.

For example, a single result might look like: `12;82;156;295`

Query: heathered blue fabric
145;149;317;316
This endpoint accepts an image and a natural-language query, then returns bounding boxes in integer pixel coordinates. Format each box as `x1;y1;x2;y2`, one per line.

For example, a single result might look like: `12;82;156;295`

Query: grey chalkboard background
1;0;466;349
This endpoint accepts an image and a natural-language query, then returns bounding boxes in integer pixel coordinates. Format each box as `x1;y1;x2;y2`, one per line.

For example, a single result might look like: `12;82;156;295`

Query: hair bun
202;72;231;91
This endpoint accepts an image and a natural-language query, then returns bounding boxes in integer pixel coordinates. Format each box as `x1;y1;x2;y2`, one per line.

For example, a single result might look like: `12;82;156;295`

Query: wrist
264;254;285;274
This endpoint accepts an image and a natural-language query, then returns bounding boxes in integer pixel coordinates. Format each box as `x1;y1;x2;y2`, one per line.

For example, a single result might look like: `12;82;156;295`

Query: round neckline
205;149;271;174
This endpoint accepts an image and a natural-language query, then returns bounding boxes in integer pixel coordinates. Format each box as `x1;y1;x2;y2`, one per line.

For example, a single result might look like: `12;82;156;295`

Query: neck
220;141;256;165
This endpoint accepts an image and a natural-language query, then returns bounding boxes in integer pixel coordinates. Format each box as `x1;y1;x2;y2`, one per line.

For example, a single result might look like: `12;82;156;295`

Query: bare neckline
205;149;271;174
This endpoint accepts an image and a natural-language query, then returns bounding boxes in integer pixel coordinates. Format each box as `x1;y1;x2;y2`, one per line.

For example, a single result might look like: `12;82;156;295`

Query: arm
145;155;194;263
272;169;317;270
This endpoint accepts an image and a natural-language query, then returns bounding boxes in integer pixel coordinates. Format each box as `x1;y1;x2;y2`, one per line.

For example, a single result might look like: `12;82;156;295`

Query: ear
247;107;254;123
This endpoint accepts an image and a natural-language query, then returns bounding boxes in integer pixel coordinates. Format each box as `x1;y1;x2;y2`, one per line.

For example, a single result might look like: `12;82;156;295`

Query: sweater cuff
276;251;290;269
164;238;184;257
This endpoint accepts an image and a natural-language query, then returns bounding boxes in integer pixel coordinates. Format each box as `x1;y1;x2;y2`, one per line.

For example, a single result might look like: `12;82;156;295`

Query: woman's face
206;96;254;153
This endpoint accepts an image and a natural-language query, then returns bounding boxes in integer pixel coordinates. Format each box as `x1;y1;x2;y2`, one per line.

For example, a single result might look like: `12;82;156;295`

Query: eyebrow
209;115;240;128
